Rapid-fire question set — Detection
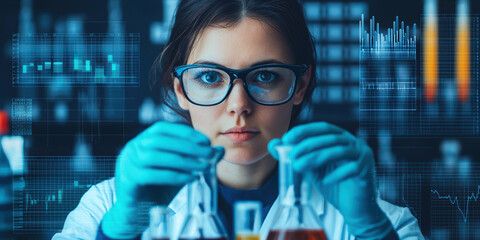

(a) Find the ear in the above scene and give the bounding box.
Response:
[292,65,312,105]
[173,78,190,111]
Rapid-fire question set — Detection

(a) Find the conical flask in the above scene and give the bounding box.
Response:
[178,155,228,240]
[266,146,328,240]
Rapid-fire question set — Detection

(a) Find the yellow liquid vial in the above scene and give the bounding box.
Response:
[236,234,260,240]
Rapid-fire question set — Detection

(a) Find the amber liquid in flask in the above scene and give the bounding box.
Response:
[266,146,328,240]
[236,235,260,240]
[266,230,327,240]
[178,154,228,240]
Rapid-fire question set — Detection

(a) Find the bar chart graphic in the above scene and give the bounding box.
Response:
[360,14,480,136]
[359,15,418,135]
[12,33,140,86]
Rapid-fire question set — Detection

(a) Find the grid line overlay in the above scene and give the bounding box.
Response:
[13,156,115,234]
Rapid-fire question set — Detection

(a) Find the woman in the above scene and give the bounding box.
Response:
[53,0,424,239]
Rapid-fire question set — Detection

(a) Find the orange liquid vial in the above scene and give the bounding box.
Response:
[266,229,327,240]
[178,238,228,240]
[236,234,261,240]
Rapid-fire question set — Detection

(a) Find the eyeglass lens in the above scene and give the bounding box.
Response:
[181,66,296,105]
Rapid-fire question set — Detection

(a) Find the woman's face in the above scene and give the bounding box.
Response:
[174,17,311,165]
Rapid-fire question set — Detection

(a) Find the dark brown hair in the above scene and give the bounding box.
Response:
[149,0,316,127]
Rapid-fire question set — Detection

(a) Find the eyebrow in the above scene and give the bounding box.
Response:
[192,59,286,67]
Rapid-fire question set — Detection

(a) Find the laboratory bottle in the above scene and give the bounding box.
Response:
[266,145,327,240]
[149,205,171,240]
[178,155,228,240]
[234,201,261,240]
[0,111,13,239]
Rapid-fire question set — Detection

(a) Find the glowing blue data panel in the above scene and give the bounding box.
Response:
[376,160,480,239]
[430,176,480,238]
[8,85,139,137]
[420,15,480,136]
[431,184,479,223]
[359,15,417,112]
[12,33,140,86]
[359,16,418,136]
[359,15,480,136]
[13,156,116,234]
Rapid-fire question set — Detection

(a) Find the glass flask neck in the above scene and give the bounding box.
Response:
[205,162,218,214]
[277,146,311,206]
[186,159,219,214]
[149,205,170,240]
[180,158,227,239]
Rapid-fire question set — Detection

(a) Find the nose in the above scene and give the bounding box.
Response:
[226,78,253,116]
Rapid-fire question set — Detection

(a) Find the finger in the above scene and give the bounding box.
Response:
[289,133,352,160]
[322,161,362,186]
[212,146,225,164]
[127,166,195,186]
[130,149,209,171]
[293,145,359,171]
[267,138,283,160]
[141,121,211,145]
[282,122,344,145]
[138,135,217,159]
[201,146,225,165]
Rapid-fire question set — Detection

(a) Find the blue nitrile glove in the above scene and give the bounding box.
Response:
[268,122,393,240]
[101,121,225,239]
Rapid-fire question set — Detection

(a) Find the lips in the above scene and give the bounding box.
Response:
[221,126,260,143]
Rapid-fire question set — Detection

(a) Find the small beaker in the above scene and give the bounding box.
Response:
[234,201,261,240]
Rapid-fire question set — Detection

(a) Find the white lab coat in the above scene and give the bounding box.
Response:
[52,178,424,240]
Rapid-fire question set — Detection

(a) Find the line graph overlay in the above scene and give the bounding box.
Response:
[431,177,480,224]
[431,185,479,223]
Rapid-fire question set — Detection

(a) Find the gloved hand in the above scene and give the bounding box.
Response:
[102,121,224,238]
[268,122,393,240]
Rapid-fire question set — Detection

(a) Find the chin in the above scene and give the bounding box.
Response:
[222,148,268,166]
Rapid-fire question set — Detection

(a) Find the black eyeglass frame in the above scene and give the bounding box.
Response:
[173,63,308,106]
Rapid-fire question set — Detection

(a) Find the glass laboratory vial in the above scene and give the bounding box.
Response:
[178,156,228,240]
[266,146,327,240]
[149,205,171,240]
[0,111,13,240]
[234,201,261,240]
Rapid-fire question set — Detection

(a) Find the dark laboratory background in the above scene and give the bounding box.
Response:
[0,0,480,239]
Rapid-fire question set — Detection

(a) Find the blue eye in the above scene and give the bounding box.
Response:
[194,71,221,84]
[254,71,277,83]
